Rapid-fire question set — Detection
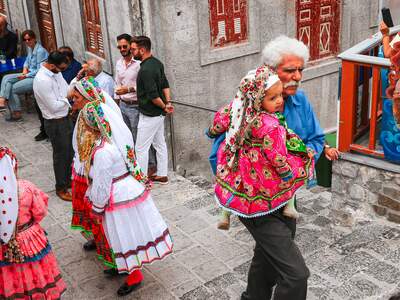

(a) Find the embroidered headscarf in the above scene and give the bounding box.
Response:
[78,101,146,183]
[225,65,280,166]
[75,76,106,103]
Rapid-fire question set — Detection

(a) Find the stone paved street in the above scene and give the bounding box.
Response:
[1,110,400,300]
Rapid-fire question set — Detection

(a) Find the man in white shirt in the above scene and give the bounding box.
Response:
[33,51,73,201]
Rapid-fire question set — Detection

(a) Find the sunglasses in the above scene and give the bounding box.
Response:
[117,45,129,50]
[23,38,32,42]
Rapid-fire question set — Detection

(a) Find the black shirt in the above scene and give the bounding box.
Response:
[137,56,170,117]
[0,30,17,59]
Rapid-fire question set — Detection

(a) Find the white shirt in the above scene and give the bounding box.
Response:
[95,71,115,98]
[33,65,70,120]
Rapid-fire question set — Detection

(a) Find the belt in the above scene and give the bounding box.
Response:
[88,171,130,184]
[120,99,138,105]
[45,116,69,122]
[17,220,33,232]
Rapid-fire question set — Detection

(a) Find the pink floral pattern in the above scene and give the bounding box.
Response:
[210,107,314,218]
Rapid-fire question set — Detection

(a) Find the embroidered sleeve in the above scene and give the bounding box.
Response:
[208,103,232,137]
[30,182,49,223]
[89,147,114,214]
[262,126,293,181]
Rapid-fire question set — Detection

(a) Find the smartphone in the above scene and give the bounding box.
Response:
[382,7,394,28]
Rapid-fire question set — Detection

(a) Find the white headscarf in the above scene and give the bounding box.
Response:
[72,77,123,175]
[79,101,146,183]
[0,147,18,244]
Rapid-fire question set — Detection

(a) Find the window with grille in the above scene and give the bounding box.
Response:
[82,0,104,58]
[0,1,6,15]
[209,0,248,48]
[296,0,340,61]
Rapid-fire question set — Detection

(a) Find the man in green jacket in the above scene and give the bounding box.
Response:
[131,36,173,184]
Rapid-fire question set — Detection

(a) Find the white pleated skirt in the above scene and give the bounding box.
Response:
[103,194,173,274]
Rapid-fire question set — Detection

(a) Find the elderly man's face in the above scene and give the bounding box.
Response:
[276,55,304,97]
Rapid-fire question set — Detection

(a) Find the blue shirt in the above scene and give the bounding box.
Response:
[61,59,82,84]
[23,43,48,78]
[283,89,325,161]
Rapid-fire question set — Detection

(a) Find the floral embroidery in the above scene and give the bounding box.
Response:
[217,164,228,179]
[233,175,241,189]
[249,150,259,162]
[249,168,258,180]
[125,145,146,183]
[263,136,274,150]
[262,166,272,179]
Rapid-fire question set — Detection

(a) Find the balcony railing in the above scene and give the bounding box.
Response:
[337,25,400,159]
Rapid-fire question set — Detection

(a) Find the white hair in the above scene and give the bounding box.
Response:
[87,58,103,76]
[262,35,310,68]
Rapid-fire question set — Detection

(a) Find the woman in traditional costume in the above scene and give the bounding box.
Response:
[70,77,122,266]
[0,147,66,299]
[71,83,173,296]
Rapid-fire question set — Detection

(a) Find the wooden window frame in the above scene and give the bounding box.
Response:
[82,0,104,58]
[296,0,341,61]
[0,0,6,16]
[209,0,248,48]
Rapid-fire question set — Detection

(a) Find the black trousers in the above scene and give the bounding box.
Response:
[240,209,309,300]
[34,99,45,133]
[44,117,73,191]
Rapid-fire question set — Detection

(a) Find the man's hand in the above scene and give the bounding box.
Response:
[380,21,390,36]
[324,146,340,161]
[115,86,130,95]
[17,75,26,80]
[164,103,174,114]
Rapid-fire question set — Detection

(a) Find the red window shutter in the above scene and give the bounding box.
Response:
[0,1,6,15]
[296,0,340,61]
[209,0,248,48]
[83,0,104,58]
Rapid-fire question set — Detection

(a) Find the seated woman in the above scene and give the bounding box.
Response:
[0,147,66,299]
[0,29,48,121]
[71,83,173,296]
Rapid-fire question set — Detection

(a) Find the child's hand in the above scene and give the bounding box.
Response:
[306,148,315,159]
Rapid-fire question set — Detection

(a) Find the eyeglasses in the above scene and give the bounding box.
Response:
[117,45,129,50]
[281,67,304,74]
[23,38,32,42]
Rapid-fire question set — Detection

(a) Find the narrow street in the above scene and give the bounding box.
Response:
[1,110,399,300]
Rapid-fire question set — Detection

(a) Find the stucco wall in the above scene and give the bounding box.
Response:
[144,0,378,177]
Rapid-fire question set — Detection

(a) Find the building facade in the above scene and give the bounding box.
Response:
[2,0,387,177]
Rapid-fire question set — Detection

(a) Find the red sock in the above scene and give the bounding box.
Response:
[126,269,143,285]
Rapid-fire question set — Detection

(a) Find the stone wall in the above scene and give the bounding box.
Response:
[331,157,400,226]
[144,0,379,178]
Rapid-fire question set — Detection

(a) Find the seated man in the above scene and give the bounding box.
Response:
[0,29,48,121]
[59,46,82,84]
[0,15,17,59]
[0,15,17,111]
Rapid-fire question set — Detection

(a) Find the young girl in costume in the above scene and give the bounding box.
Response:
[207,65,314,229]
[0,147,66,299]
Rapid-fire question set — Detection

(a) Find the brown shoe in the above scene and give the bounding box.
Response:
[150,175,169,185]
[56,190,72,201]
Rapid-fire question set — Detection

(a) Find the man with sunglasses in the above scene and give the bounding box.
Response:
[239,35,326,300]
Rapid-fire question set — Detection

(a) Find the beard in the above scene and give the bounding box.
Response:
[133,54,143,61]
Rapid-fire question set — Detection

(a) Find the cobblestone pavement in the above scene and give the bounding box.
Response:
[1,110,400,300]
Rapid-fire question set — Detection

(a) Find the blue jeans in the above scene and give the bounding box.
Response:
[0,73,34,112]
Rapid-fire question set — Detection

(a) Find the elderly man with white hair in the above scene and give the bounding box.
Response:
[70,58,115,97]
[239,35,326,300]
